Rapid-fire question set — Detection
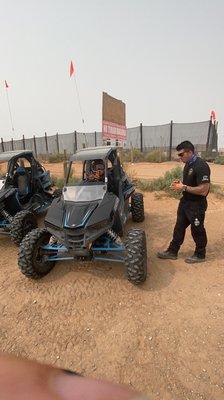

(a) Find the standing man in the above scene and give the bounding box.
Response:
[157,141,210,263]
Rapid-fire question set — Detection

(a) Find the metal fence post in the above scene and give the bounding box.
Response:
[63,149,68,181]
[22,135,26,150]
[214,121,218,154]
[56,132,60,154]
[11,138,14,151]
[169,120,173,161]
[33,135,37,157]
[74,131,77,152]
[206,118,212,155]
[131,143,133,163]
[94,131,97,147]
[1,138,4,152]
[45,132,49,154]
[140,123,143,152]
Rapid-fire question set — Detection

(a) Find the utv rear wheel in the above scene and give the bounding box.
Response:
[124,228,147,285]
[131,192,144,222]
[18,228,55,279]
[9,210,37,245]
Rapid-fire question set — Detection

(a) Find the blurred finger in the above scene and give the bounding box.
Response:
[0,353,149,400]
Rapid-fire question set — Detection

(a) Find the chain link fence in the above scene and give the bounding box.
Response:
[0,120,218,160]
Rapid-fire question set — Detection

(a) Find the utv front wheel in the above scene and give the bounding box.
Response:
[131,192,144,222]
[124,229,147,285]
[18,228,55,279]
[9,210,37,245]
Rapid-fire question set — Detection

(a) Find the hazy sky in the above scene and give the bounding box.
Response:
[0,0,223,143]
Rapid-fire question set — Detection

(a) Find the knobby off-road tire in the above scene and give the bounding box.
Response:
[131,192,145,222]
[9,210,37,245]
[18,228,55,279]
[124,228,147,285]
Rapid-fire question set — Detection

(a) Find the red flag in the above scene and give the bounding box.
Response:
[70,61,75,77]
[211,110,216,121]
[5,80,9,88]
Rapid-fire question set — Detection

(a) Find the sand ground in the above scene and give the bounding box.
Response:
[0,161,224,399]
[41,160,224,187]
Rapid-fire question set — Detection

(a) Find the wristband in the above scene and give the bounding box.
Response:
[182,185,187,192]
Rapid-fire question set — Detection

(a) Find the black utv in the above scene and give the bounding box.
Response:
[0,150,60,244]
[18,147,147,284]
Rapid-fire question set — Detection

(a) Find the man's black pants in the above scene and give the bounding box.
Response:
[168,198,208,258]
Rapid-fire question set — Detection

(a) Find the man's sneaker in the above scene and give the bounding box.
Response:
[185,255,205,264]
[157,250,177,260]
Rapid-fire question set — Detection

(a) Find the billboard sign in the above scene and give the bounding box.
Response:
[102,92,127,141]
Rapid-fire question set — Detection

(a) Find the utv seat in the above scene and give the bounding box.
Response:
[107,168,118,195]
[14,167,31,198]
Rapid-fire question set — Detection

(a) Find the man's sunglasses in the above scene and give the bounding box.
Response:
[177,151,185,157]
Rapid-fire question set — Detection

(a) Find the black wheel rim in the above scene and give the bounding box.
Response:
[33,234,52,272]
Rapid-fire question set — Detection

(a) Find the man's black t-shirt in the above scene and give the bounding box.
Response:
[182,157,210,202]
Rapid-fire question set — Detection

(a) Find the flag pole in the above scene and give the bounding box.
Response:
[70,61,87,146]
[5,80,15,134]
